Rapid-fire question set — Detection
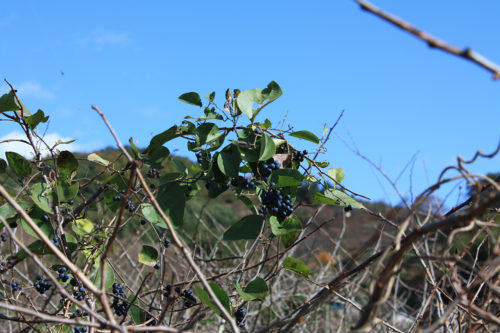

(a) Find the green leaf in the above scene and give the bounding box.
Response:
[138,245,158,266]
[0,201,31,220]
[236,81,282,121]
[259,134,276,161]
[327,168,345,183]
[195,283,231,316]
[283,257,312,278]
[0,158,6,173]
[5,151,31,177]
[280,231,297,248]
[205,91,216,103]
[146,146,170,169]
[269,215,302,237]
[31,182,53,213]
[128,137,140,157]
[0,91,20,112]
[238,195,258,215]
[179,92,202,107]
[269,168,304,186]
[223,215,264,241]
[87,153,109,166]
[20,206,55,239]
[128,295,145,324]
[289,131,320,144]
[140,203,167,229]
[234,277,269,301]
[196,123,223,145]
[94,262,115,291]
[56,180,79,202]
[74,218,94,235]
[144,125,182,155]
[313,189,365,210]
[57,151,78,174]
[217,145,241,178]
[25,109,49,130]
[157,183,185,227]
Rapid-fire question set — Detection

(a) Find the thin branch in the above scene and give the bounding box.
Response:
[355,0,500,79]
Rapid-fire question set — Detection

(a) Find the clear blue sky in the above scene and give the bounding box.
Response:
[1,1,499,207]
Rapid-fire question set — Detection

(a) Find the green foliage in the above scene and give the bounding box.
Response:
[234,277,269,301]
[283,257,312,278]
[0,82,368,331]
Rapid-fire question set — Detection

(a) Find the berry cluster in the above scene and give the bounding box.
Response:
[111,283,129,316]
[176,287,196,308]
[51,237,60,248]
[164,237,170,248]
[0,233,7,242]
[70,308,83,318]
[234,307,247,327]
[260,160,281,181]
[125,200,136,213]
[11,281,21,292]
[112,195,122,201]
[259,186,293,219]
[242,178,255,189]
[147,168,161,178]
[58,267,70,282]
[73,285,86,301]
[74,326,87,333]
[145,313,158,326]
[61,208,71,215]
[293,149,307,162]
[34,275,52,294]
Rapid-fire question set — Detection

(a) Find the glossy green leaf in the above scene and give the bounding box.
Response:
[129,294,145,324]
[238,195,258,215]
[146,146,170,169]
[0,91,20,112]
[283,257,312,278]
[140,203,167,229]
[217,145,241,178]
[157,183,185,227]
[74,218,94,235]
[269,168,304,186]
[313,189,365,210]
[269,215,302,237]
[31,182,53,213]
[87,153,109,166]
[289,131,320,144]
[327,167,345,183]
[259,134,276,161]
[223,215,264,241]
[138,245,158,266]
[0,158,6,173]
[205,91,216,103]
[195,282,231,316]
[236,81,282,121]
[5,151,31,177]
[56,180,79,202]
[144,125,181,155]
[104,190,121,212]
[25,109,49,130]
[196,123,223,144]
[0,201,31,220]
[234,277,269,301]
[20,206,55,239]
[57,151,78,174]
[179,92,202,107]
[94,262,115,291]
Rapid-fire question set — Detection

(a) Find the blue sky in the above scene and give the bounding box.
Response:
[1,1,499,207]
